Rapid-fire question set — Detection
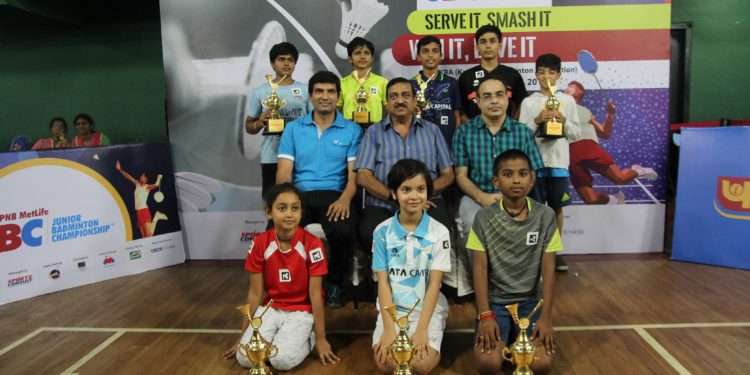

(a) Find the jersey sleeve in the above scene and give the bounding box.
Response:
[306,234,328,276]
[348,124,363,162]
[430,226,452,272]
[379,76,388,106]
[450,79,463,111]
[247,87,263,119]
[244,235,266,272]
[466,214,487,252]
[518,97,538,134]
[542,212,563,253]
[371,226,388,272]
[277,122,295,161]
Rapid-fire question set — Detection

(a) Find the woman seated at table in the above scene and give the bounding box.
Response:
[32,117,69,150]
[71,113,111,147]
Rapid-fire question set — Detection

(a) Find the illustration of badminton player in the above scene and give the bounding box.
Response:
[115,161,168,237]
[565,81,657,204]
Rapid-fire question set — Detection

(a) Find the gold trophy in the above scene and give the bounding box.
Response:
[538,80,564,138]
[261,75,288,135]
[237,300,278,375]
[352,68,372,125]
[502,300,545,375]
[384,298,421,375]
[415,73,436,119]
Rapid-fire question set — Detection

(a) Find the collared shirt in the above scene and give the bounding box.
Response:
[338,72,388,124]
[466,198,562,304]
[246,81,312,163]
[356,115,454,209]
[278,111,362,192]
[372,211,451,312]
[409,71,462,146]
[452,115,543,193]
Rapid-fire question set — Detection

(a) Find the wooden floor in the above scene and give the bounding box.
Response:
[1,254,749,374]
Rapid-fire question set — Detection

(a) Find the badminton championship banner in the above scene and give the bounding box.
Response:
[0,143,185,305]
[160,0,670,258]
[672,127,750,270]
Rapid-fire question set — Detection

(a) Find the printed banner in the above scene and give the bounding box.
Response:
[160,0,669,258]
[0,143,186,305]
[672,127,750,270]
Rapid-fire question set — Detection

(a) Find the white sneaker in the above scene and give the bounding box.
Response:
[608,191,625,204]
[631,164,658,181]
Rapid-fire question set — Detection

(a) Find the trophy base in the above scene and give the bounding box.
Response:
[539,121,564,139]
[263,118,285,135]
[249,364,273,375]
[393,363,414,375]
[353,111,370,125]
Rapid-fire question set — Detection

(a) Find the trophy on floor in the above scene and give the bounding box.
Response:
[538,80,564,138]
[502,299,544,375]
[385,298,421,375]
[237,300,277,375]
[352,68,372,125]
[415,73,436,119]
[261,75,287,135]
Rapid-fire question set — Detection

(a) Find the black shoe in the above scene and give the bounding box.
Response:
[555,255,569,272]
[326,284,344,308]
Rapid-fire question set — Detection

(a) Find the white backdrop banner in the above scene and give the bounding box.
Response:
[0,144,185,305]
[160,0,670,258]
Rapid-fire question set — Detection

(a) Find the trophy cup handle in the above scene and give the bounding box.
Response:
[268,343,278,359]
[502,347,513,361]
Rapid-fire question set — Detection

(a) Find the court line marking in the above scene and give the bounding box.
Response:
[0,327,45,356]
[60,330,125,375]
[635,327,691,375]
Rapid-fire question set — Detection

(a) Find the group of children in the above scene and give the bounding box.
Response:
[225,23,644,374]
[225,152,556,374]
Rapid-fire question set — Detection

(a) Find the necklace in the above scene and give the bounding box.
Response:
[503,202,527,220]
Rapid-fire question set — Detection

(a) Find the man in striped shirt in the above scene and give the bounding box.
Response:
[356,77,455,252]
[452,77,543,294]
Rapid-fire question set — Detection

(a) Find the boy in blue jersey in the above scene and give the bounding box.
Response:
[409,35,463,148]
[371,159,451,375]
[245,42,312,198]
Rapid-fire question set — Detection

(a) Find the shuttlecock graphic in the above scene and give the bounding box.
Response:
[335,0,389,59]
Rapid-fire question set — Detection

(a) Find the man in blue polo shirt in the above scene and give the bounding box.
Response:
[356,77,455,253]
[277,70,363,308]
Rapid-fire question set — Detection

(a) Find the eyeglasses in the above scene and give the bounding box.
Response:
[388,92,413,101]
[479,92,506,101]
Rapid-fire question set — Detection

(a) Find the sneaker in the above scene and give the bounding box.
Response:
[631,164,658,181]
[608,191,625,205]
[555,255,569,272]
[326,284,344,309]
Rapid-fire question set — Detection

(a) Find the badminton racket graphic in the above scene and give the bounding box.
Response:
[577,50,604,89]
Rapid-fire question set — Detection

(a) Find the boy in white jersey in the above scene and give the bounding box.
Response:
[371,159,451,374]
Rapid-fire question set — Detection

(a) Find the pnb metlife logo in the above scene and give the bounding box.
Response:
[714,176,750,221]
[0,208,48,253]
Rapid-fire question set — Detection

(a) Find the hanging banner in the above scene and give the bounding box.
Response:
[0,143,185,305]
[672,127,750,270]
[160,0,670,258]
